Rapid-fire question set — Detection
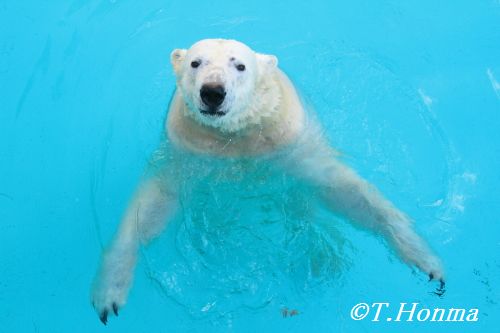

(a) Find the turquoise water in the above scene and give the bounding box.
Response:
[1,1,499,332]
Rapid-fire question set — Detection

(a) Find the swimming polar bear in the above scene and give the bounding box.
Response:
[91,39,445,324]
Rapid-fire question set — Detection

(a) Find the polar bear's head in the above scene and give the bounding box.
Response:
[170,39,279,132]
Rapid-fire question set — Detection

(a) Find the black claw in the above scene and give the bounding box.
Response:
[99,309,108,325]
[112,303,119,316]
[430,278,446,297]
[428,274,446,297]
[439,278,446,290]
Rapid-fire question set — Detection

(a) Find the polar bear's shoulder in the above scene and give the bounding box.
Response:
[272,69,306,140]
[166,69,306,157]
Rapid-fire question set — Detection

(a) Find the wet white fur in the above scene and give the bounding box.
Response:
[171,39,280,133]
[91,39,444,321]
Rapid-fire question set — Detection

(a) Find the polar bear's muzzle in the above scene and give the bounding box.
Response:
[200,83,226,116]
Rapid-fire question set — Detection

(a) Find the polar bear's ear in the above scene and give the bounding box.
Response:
[256,53,278,75]
[170,49,187,75]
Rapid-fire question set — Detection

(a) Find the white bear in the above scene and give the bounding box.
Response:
[91,39,445,324]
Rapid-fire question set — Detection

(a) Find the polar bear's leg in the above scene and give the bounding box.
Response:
[91,177,177,324]
[282,134,444,282]
[319,161,445,281]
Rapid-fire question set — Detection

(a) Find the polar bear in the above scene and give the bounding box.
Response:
[91,39,445,324]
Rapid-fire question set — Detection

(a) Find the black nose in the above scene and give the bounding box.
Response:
[200,84,226,109]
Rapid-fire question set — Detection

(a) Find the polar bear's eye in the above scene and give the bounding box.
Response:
[191,61,201,68]
[236,64,246,72]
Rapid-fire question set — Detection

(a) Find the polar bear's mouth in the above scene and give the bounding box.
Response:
[200,109,226,117]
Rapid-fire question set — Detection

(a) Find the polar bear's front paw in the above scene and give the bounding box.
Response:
[92,299,119,325]
[428,272,446,296]
[91,250,136,325]
[411,254,446,295]
[91,273,128,325]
